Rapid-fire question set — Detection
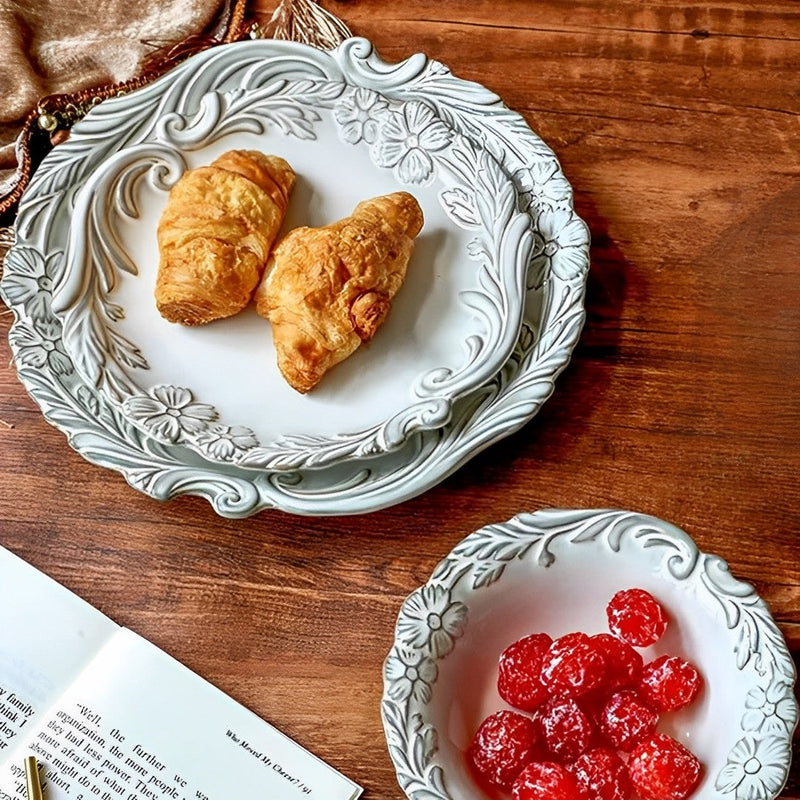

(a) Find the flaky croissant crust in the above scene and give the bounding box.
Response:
[155,149,295,326]
[256,191,424,393]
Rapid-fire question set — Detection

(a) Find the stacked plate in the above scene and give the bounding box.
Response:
[0,38,590,517]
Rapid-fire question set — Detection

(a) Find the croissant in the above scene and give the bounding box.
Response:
[155,149,296,325]
[255,192,424,393]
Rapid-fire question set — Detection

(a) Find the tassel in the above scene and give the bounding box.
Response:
[264,0,352,50]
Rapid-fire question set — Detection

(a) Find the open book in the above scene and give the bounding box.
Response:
[0,546,362,800]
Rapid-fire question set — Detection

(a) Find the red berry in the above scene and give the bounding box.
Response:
[599,689,659,752]
[591,633,644,689]
[498,633,553,711]
[535,696,596,762]
[512,761,584,800]
[540,632,608,698]
[639,655,703,712]
[570,747,632,800]
[628,734,702,800]
[469,710,539,789]
[606,588,668,647]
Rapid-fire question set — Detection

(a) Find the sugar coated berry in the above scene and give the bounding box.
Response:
[512,761,584,800]
[570,747,632,800]
[498,633,553,711]
[591,633,644,690]
[606,588,668,647]
[639,654,703,712]
[540,632,608,698]
[469,710,539,790]
[600,689,659,752]
[535,695,596,762]
[628,733,702,800]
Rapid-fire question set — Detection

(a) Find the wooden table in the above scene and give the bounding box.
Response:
[1,1,797,797]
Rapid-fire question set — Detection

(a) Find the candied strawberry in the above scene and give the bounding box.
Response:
[599,689,659,751]
[498,633,553,711]
[512,761,585,800]
[469,710,539,790]
[628,733,702,800]
[535,696,596,762]
[639,655,703,712]
[570,746,632,800]
[591,633,644,689]
[540,632,608,698]
[606,588,668,647]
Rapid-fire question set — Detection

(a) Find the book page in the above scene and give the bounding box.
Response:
[0,547,118,757]
[0,629,361,800]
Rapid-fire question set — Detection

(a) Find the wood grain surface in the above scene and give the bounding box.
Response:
[1,1,798,797]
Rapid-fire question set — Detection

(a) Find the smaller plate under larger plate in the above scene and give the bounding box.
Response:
[46,53,534,472]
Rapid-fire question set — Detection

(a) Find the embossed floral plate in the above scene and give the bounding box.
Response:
[1,38,589,516]
[382,509,798,800]
[35,37,536,472]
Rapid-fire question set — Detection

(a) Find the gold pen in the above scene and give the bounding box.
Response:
[24,756,43,800]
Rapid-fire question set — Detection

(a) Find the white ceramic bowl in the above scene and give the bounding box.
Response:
[381,509,798,800]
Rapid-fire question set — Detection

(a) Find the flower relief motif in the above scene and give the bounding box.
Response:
[384,646,438,706]
[530,205,590,282]
[396,583,468,659]
[9,319,72,375]
[371,100,454,185]
[513,157,573,213]
[741,680,797,735]
[715,735,792,799]
[122,385,217,444]
[333,87,389,145]
[195,424,258,461]
[2,246,62,321]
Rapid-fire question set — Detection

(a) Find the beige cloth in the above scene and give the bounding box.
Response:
[0,0,230,184]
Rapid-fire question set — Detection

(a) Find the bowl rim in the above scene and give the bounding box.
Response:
[381,508,798,800]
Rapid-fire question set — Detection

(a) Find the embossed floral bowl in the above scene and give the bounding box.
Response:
[381,509,797,800]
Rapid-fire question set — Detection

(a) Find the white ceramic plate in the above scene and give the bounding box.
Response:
[1,38,589,516]
[39,40,534,471]
[382,509,798,800]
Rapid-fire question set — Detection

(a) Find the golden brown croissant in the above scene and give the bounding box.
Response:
[255,191,424,393]
[155,149,296,325]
